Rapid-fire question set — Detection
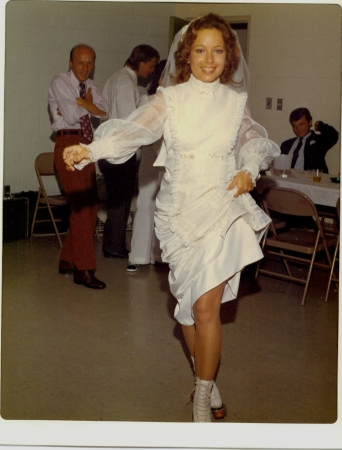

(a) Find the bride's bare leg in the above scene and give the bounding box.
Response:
[192,281,226,381]
[189,281,226,421]
[181,324,196,358]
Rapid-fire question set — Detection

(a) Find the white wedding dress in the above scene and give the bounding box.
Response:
[81,74,280,325]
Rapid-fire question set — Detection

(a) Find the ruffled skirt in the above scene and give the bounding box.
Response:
[155,191,269,326]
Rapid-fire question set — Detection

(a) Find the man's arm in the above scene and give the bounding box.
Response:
[83,81,109,118]
[49,75,109,125]
[76,87,107,117]
[314,120,339,155]
[49,75,83,126]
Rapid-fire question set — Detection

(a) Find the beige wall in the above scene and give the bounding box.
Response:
[175,2,341,174]
[4,1,175,193]
[3,1,341,194]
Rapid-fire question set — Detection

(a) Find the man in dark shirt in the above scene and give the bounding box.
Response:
[99,44,159,259]
[280,107,338,173]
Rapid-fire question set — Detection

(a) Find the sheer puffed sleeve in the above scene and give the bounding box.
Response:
[78,92,167,167]
[234,105,280,183]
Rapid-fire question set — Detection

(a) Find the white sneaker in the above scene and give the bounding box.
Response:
[126,263,138,273]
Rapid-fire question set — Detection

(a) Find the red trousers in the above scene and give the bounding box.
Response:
[54,133,98,270]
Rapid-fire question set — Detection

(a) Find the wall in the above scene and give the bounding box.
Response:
[175,2,341,174]
[3,0,174,194]
[3,1,341,195]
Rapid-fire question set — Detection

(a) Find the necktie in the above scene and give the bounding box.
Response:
[291,138,303,168]
[79,83,93,142]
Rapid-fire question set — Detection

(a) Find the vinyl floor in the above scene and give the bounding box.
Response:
[1,233,339,428]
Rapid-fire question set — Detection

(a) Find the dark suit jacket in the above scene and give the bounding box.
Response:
[280,121,338,174]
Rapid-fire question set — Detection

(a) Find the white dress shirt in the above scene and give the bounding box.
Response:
[48,70,109,131]
[288,132,311,170]
[101,67,141,120]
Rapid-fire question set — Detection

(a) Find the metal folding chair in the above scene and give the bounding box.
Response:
[31,152,101,247]
[324,198,339,302]
[31,152,69,247]
[255,186,337,306]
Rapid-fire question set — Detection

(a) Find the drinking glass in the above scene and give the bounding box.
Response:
[313,169,322,182]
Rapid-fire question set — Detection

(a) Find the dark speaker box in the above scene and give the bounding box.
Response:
[3,197,29,242]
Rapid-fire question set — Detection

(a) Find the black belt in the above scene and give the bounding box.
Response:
[57,129,82,137]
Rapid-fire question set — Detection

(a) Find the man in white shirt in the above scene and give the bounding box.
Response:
[49,43,109,289]
[99,44,159,258]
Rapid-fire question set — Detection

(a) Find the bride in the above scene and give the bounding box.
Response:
[63,13,280,422]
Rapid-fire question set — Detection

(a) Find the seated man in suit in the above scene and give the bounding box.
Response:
[280,107,338,173]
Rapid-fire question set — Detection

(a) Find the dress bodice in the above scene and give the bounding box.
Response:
[159,76,250,245]
[164,75,245,155]
[162,75,247,197]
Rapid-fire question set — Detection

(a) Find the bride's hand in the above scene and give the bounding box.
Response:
[63,145,90,171]
[227,171,254,197]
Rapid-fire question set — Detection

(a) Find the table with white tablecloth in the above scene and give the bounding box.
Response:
[256,169,340,207]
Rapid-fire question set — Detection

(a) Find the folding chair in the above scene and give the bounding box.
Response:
[316,204,339,235]
[31,152,69,247]
[31,152,101,247]
[255,186,337,306]
[324,198,339,302]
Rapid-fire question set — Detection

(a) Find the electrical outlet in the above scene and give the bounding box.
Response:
[277,99,283,111]
[266,98,272,109]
